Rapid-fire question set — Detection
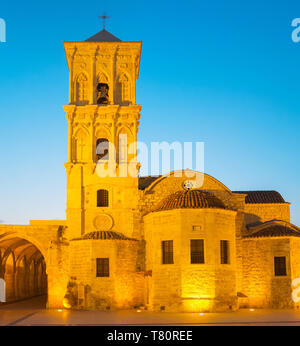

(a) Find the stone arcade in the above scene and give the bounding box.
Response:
[0,28,300,312]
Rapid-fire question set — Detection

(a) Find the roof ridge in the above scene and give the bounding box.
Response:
[244,225,300,238]
[85,29,122,42]
[233,190,286,204]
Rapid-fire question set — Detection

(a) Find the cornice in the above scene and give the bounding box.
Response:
[64,104,142,117]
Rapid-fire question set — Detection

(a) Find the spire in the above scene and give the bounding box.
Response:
[85,29,121,42]
[85,13,121,42]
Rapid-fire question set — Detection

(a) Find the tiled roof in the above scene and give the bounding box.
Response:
[154,189,226,212]
[138,176,161,190]
[244,224,300,238]
[244,220,300,238]
[72,231,137,241]
[139,176,287,205]
[232,190,286,204]
[85,29,121,42]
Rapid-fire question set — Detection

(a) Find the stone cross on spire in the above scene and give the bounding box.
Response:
[99,12,110,31]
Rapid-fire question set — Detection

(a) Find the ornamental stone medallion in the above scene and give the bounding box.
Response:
[93,213,114,231]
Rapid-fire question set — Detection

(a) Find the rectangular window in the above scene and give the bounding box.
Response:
[191,239,205,264]
[220,240,230,264]
[274,256,287,276]
[162,240,173,264]
[96,258,109,277]
[97,189,109,207]
[192,225,201,232]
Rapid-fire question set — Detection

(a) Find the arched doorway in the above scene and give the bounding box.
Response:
[0,236,47,307]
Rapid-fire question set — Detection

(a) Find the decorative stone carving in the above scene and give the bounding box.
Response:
[93,214,114,231]
[75,72,89,105]
[117,74,131,105]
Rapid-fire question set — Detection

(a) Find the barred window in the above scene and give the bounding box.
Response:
[191,239,204,264]
[220,240,230,264]
[96,258,109,277]
[97,189,109,207]
[162,240,173,264]
[274,256,287,276]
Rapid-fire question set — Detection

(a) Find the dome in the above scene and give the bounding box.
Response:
[72,231,137,241]
[153,189,226,212]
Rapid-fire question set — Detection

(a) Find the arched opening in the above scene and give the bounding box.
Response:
[97,83,109,104]
[96,73,109,104]
[0,236,47,308]
[96,138,109,161]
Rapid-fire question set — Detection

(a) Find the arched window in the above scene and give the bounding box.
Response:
[97,189,109,207]
[96,138,109,161]
[74,129,89,162]
[96,73,109,104]
[117,74,131,105]
[76,73,88,105]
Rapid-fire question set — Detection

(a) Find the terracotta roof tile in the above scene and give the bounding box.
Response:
[139,176,287,205]
[138,176,161,190]
[233,190,286,204]
[244,224,300,238]
[72,231,137,241]
[154,189,226,212]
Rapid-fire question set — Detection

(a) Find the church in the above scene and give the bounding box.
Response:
[0,27,300,312]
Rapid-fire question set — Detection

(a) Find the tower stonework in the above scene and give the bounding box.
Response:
[0,28,299,313]
[63,32,142,240]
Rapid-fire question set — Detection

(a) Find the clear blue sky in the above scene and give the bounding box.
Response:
[0,0,299,225]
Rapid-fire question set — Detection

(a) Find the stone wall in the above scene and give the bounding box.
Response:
[241,237,293,308]
[289,238,300,308]
[67,238,144,310]
[144,208,237,312]
[47,240,70,309]
[243,203,290,224]
[0,224,62,307]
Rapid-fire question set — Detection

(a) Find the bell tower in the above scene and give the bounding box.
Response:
[63,28,142,239]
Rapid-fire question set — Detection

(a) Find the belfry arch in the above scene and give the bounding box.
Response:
[0,236,47,304]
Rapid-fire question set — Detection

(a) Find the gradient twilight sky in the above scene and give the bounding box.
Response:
[0,0,299,225]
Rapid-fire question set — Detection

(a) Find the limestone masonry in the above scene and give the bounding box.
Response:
[0,29,299,312]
